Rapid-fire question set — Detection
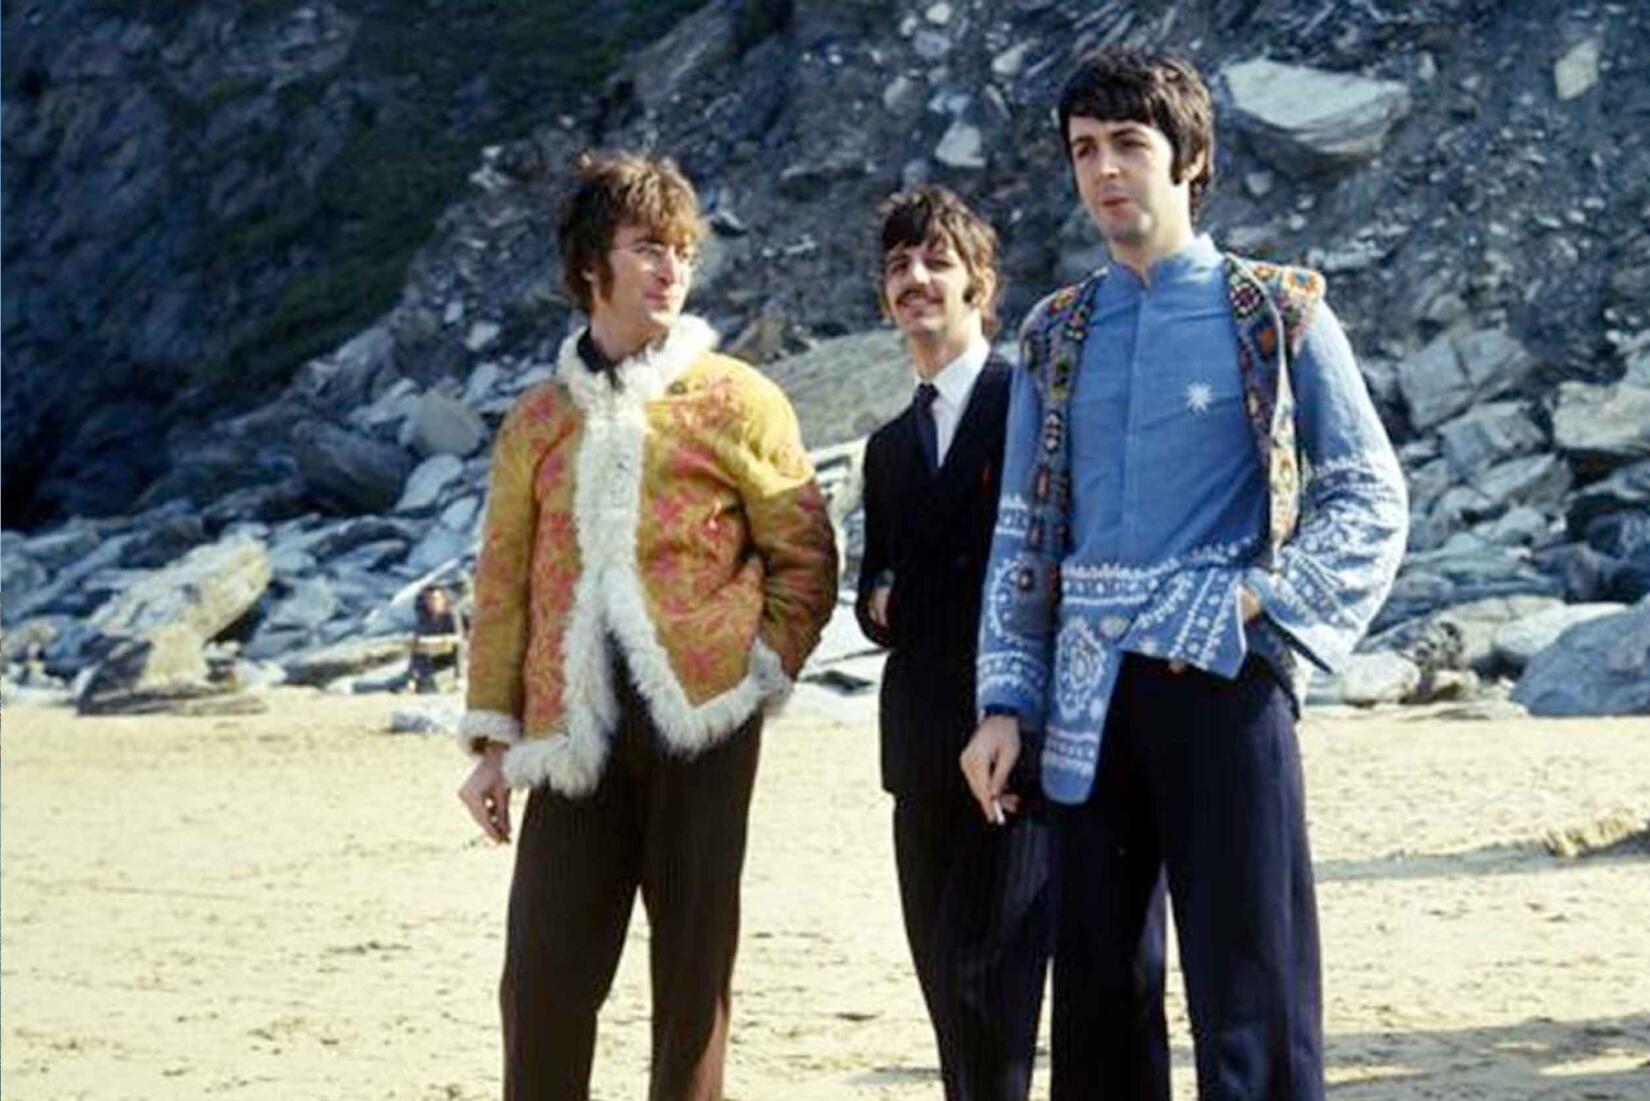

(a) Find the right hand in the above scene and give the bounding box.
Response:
[869,584,892,629]
[459,744,512,844]
[960,714,1022,824]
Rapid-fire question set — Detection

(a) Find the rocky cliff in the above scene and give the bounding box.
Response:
[5,0,1649,715]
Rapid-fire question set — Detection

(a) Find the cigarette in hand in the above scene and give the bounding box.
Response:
[989,797,1006,826]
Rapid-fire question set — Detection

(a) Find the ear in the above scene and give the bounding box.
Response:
[966,268,998,309]
[1178,147,1209,188]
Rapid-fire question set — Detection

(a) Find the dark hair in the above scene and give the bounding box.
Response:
[1057,46,1215,217]
[875,184,1003,337]
[557,151,704,312]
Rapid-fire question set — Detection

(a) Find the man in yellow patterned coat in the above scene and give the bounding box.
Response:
[456,151,837,1101]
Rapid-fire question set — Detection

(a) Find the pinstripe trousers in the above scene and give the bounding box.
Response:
[500,659,762,1101]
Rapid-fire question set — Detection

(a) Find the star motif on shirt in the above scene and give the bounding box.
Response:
[1185,382,1213,414]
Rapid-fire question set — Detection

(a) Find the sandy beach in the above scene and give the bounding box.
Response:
[3,685,1648,1100]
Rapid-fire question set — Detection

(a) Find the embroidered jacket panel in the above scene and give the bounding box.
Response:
[976,247,1408,802]
[461,318,839,794]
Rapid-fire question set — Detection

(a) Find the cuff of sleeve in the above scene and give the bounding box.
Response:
[750,634,795,714]
[457,709,521,758]
[1243,565,1343,675]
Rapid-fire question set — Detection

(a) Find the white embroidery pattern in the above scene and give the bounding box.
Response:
[1186,382,1213,414]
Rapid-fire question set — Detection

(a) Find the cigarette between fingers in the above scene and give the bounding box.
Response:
[989,798,1005,826]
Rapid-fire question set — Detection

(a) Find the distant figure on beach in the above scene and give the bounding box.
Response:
[962,47,1409,1100]
[408,583,462,694]
[855,185,1051,1101]
[455,151,837,1101]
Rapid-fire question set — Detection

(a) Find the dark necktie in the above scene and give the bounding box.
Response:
[914,381,940,472]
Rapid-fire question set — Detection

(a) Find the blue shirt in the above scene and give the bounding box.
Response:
[977,236,1409,802]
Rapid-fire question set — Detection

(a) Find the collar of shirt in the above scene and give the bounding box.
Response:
[1104,233,1222,297]
[577,329,621,386]
[918,336,991,413]
[915,336,990,466]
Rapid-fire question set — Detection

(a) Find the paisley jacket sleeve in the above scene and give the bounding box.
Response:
[728,374,839,681]
[459,398,541,752]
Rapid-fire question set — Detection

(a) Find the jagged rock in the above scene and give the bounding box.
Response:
[294,420,416,513]
[1566,460,1650,538]
[1552,382,1650,467]
[395,454,467,515]
[934,121,985,170]
[760,330,909,450]
[1492,602,1627,672]
[1369,593,1564,672]
[1222,59,1411,177]
[89,535,271,642]
[1554,38,1600,101]
[1436,401,1546,477]
[283,635,415,687]
[260,577,342,634]
[1511,597,1650,716]
[75,623,210,714]
[389,704,462,734]
[991,43,1029,78]
[1472,453,1573,516]
[407,391,487,458]
[1334,651,1421,706]
[1397,329,1538,431]
[1472,506,1550,548]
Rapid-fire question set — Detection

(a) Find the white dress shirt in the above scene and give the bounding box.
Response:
[919,337,990,466]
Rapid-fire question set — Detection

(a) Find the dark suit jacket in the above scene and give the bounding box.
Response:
[857,357,1032,797]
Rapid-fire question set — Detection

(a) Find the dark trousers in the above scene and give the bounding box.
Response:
[1052,656,1323,1101]
[894,789,1053,1101]
[500,670,762,1101]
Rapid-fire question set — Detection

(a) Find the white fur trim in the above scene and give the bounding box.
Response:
[507,316,789,796]
[559,315,717,412]
[456,709,520,757]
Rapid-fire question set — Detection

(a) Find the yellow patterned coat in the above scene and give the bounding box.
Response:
[458,316,838,794]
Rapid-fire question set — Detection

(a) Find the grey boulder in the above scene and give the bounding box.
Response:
[1222,59,1410,177]
[1511,597,1650,716]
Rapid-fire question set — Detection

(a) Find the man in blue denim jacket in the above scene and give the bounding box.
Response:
[960,46,1408,1101]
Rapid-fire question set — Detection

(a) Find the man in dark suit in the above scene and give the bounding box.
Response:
[855,185,1052,1101]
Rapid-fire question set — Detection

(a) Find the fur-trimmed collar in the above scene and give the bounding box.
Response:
[558,315,718,411]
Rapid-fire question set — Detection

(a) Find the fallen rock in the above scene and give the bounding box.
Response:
[1472,453,1573,516]
[395,453,467,515]
[1552,382,1650,467]
[407,391,486,458]
[1336,650,1421,706]
[1566,460,1650,538]
[1492,602,1628,671]
[1370,593,1563,672]
[760,330,909,449]
[74,624,211,714]
[283,635,415,687]
[89,535,271,642]
[389,704,462,735]
[1544,812,1648,859]
[294,420,416,513]
[1511,597,1650,716]
[1222,58,1411,177]
[1436,401,1546,477]
[1554,38,1600,102]
[1397,329,1538,431]
[934,121,985,169]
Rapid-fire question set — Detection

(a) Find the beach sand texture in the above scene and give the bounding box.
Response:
[3,687,1648,1100]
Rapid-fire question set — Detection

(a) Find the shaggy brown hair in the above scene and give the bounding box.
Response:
[558,151,704,312]
[1057,46,1216,218]
[876,184,1003,337]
